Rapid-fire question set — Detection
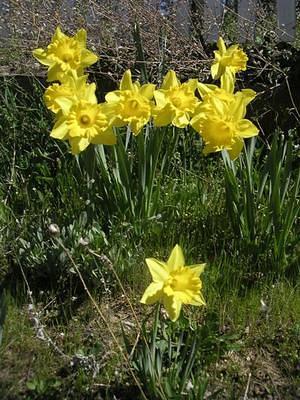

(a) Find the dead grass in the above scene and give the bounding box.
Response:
[1,0,298,79]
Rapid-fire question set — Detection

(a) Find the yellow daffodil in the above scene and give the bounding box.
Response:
[44,75,96,114]
[140,244,205,322]
[50,88,116,154]
[104,70,155,135]
[191,75,258,160]
[33,27,98,82]
[211,37,248,80]
[152,70,199,128]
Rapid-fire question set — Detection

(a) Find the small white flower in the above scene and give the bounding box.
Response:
[260,299,268,312]
[186,380,194,391]
[48,223,60,236]
[79,237,89,246]
[37,328,45,340]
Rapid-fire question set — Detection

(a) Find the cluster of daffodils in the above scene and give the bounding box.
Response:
[191,38,258,158]
[34,29,258,159]
[33,27,115,154]
[33,29,259,321]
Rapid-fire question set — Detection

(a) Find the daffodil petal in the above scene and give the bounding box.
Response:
[190,115,201,133]
[153,91,167,108]
[232,95,246,120]
[163,293,182,322]
[240,89,257,105]
[210,96,226,117]
[140,282,163,304]
[189,292,206,306]
[85,83,97,104]
[220,72,235,94]
[81,49,98,67]
[113,118,126,127]
[175,290,193,304]
[120,70,134,91]
[203,143,220,155]
[189,263,206,276]
[130,119,146,135]
[167,244,185,271]
[133,81,141,91]
[227,139,244,160]
[91,129,117,145]
[197,83,217,98]
[105,91,122,103]
[44,83,72,113]
[173,113,189,128]
[55,97,74,115]
[47,63,63,82]
[140,83,155,99]
[75,28,87,47]
[210,62,220,80]
[161,70,179,90]
[32,49,52,66]
[53,26,65,41]
[145,258,169,283]
[70,137,90,154]
[153,105,173,127]
[185,79,198,92]
[217,37,227,54]
[238,119,259,138]
[50,119,68,139]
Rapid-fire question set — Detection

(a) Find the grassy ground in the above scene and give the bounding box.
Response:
[0,70,299,400]
[1,282,300,399]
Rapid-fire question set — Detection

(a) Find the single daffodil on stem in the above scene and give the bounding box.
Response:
[211,37,248,80]
[33,27,98,82]
[140,245,206,322]
[105,70,155,135]
[153,70,199,128]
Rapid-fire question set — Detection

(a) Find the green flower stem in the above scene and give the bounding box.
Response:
[151,303,161,364]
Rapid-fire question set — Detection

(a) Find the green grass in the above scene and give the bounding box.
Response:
[1,280,299,399]
[0,76,299,399]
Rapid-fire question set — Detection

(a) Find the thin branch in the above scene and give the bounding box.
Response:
[54,238,148,400]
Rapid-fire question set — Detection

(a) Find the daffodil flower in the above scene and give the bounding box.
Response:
[153,70,199,128]
[49,84,116,154]
[191,74,258,160]
[44,74,97,114]
[33,27,98,82]
[211,37,248,80]
[105,70,155,135]
[141,245,206,322]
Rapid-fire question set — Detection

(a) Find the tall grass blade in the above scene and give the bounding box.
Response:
[132,21,148,83]
[0,290,6,345]
[223,134,299,271]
